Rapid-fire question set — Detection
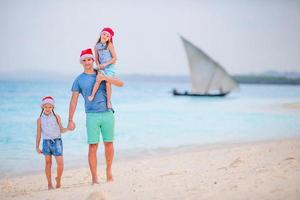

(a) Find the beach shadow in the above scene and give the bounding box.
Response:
[86,191,109,200]
[229,157,244,168]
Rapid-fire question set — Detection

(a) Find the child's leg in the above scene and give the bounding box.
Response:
[55,156,64,188]
[88,74,102,101]
[44,155,54,189]
[106,82,112,108]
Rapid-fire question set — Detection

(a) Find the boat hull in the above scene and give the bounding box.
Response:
[172,89,229,97]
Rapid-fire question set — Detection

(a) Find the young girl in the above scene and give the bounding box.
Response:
[88,27,117,109]
[36,96,69,189]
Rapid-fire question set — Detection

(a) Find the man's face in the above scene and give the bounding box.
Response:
[81,58,94,69]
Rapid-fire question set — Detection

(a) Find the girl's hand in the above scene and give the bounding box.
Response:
[36,148,42,154]
[96,63,101,70]
[99,64,106,69]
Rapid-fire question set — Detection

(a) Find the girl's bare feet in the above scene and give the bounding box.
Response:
[48,183,54,190]
[88,95,94,101]
[55,177,61,189]
[106,169,113,182]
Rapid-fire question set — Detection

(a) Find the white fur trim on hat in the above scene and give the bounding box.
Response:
[41,98,55,108]
[101,30,111,37]
[80,54,95,61]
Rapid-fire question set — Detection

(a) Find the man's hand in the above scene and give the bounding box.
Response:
[68,120,76,131]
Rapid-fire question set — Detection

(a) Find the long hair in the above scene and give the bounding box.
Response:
[39,108,44,117]
[96,35,110,50]
[39,108,59,125]
[96,35,102,45]
[52,110,59,125]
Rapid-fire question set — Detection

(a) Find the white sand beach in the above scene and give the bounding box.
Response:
[1,138,300,200]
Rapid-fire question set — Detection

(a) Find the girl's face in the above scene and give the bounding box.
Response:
[80,58,94,70]
[43,104,54,115]
[100,32,111,43]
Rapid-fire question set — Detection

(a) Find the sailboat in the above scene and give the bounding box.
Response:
[173,36,238,97]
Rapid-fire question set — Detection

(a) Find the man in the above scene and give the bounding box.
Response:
[68,48,124,183]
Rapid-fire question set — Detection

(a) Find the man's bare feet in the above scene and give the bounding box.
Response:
[55,177,61,189]
[48,183,54,190]
[88,95,94,101]
[106,169,113,182]
[107,101,112,109]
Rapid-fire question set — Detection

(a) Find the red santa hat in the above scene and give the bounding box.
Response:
[80,48,94,61]
[41,96,55,108]
[101,27,115,43]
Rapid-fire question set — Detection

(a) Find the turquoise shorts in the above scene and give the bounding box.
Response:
[86,111,115,144]
[100,64,116,77]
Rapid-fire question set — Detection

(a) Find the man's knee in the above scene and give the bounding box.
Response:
[104,142,114,150]
[89,144,98,153]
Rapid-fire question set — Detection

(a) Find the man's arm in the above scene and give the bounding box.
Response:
[96,73,124,87]
[68,92,79,130]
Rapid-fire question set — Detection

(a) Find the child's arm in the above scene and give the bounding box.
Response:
[36,118,42,154]
[99,43,117,69]
[94,46,100,67]
[56,114,69,133]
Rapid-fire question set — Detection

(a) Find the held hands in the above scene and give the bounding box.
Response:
[68,120,76,131]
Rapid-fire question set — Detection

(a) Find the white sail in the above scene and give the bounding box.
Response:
[180,36,238,94]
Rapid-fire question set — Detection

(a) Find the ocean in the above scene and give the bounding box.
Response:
[0,77,299,176]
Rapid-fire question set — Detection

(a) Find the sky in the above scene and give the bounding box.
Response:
[0,0,300,78]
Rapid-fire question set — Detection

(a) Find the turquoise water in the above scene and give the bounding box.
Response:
[0,78,300,176]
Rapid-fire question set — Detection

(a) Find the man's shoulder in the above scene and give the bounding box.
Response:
[74,73,85,81]
[74,73,97,81]
[73,73,90,83]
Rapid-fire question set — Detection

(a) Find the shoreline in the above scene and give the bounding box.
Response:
[1,137,300,200]
[2,135,300,180]
[2,135,300,178]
